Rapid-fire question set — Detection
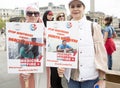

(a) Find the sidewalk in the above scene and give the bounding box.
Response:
[112,37,120,71]
[0,34,6,51]
[0,51,20,88]
[0,34,20,88]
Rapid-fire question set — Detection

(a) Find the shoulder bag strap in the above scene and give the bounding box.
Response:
[91,22,94,36]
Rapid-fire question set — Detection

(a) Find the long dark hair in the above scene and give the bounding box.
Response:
[42,10,53,27]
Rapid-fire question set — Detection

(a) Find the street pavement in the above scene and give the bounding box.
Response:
[0,33,120,88]
[0,34,20,88]
[112,37,120,71]
[0,34,5,51]
[0,51,20,88]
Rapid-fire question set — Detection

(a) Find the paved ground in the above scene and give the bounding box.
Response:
[0,34,5,51]
[0,50,20,88]
[0,33,120,88]
[0,34,20,88]
[112,37,120,71]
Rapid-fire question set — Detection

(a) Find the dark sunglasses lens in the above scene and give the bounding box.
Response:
[59,15,64,17]
[26,12,39,17]
[26,12,32,16]
[34,12,39,17]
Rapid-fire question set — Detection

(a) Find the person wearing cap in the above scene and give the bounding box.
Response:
[43,10,65,88]
[42,10,54,27]
[56,12,66,21]
[57,0,107,88]
[42,10,59,88]
[19,5,51,88]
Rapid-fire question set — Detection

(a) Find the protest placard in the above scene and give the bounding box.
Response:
[6,22,44,73]
[46,21,79,68]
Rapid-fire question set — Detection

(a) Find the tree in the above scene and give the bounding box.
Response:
[0,18,5,30]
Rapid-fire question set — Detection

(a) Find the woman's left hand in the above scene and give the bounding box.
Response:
[21,73,31,80]
[94,80,106,88]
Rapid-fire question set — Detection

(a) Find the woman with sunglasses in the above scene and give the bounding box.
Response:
[19,5,51,88]
[58,0,107,88]
[56,12,66,21]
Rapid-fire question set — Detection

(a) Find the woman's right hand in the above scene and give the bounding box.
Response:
[57,67,65,77]
[21,73,31,80]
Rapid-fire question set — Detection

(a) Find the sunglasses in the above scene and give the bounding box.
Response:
[70,4,82,9]
[59,14,65,17]
[26,11,39,17]
[59,15,64,18]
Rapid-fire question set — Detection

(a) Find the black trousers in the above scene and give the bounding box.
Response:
[50,67,63,88]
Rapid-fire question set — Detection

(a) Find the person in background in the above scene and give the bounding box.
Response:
[42,10,53,45]
[103,16,117,70]
[19,5,51,88]
[58,0,107,88]
[86,16,92,21]
[43,10,63,88]
[56,12,69,88]
[42,10,57,88]
[56,12,66,21]
[42,10,54,27]
[1,27,5,35]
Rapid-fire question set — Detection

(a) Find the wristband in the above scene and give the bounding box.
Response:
[99,77,106,80]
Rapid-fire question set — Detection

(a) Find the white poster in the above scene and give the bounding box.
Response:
[46,21,79,68]
[6,22,44,73]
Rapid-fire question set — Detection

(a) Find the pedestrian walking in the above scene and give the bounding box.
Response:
[103,16,117,70]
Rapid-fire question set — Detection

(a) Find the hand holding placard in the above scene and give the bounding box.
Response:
[57,67,65,78]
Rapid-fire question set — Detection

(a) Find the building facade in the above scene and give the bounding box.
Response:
[0,8,24,21]
[0,2,119,29]
[112,17,119,29]
[86,11,105,24]
[0,2,67,22]
[88,0,119,29]
[39,2,67,20]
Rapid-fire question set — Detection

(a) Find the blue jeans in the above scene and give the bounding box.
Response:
[68,78,98,88]
[108,54,112,70]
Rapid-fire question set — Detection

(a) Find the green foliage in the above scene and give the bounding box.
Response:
[118,33,120,37]
[0,18,5,30]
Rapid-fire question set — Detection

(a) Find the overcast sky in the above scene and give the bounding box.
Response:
[0,0,120,18]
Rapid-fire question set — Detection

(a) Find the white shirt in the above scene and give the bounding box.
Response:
[64,16,99,81]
